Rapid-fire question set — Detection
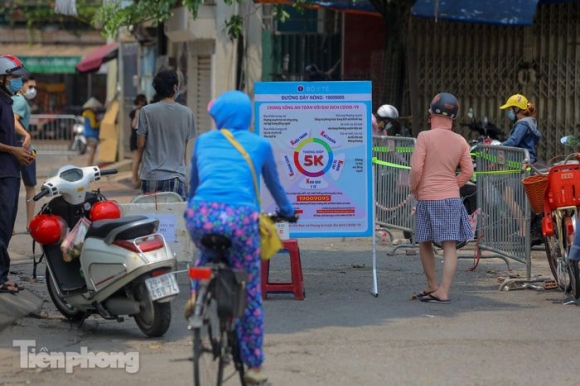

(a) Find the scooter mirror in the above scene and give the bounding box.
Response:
[467,107,474,120]
[561,135,580,147]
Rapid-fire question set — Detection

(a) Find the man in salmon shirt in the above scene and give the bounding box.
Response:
[409,92,474,304]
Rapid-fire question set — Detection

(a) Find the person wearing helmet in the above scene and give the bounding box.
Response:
[82,96,104,167]
[409,92,474,303]
[499,94,542,243]
[499,94,541,164]
[375,104,412,136]
[374,104,399,135]
[0,54,35,293]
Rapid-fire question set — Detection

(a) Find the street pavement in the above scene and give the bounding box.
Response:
[1,152,579,385]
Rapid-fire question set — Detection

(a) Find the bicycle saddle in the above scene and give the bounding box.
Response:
[200,233,232,251]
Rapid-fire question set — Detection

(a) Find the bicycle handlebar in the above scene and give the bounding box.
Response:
[265,212,300,223]
[524,152,580,175]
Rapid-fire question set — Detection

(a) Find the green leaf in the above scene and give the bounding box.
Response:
[224,15,243,40]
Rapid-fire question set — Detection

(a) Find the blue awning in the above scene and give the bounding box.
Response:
[255,0,578,25]
[411,0,578,26]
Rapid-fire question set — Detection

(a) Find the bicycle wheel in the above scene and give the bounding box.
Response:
[229,329,247,386]
[566,212,580,299]
[545,213,572,293]
[193,297,224,386]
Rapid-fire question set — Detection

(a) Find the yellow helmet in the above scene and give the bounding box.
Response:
[500,94,528,110]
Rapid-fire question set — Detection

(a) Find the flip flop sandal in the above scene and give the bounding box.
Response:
[0,284,19,295]
[416,290,435,299]
[5,281,22,290]
[420,294,450,304]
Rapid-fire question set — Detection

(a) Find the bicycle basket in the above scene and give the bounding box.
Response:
[522,174,547,214]
[216,268,249,318]
[545,164,580,210]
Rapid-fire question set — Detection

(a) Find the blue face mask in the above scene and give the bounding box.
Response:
[507,109,517,122]
[6,77,22,95]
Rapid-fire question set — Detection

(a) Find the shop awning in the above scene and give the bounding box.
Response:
[75,42,119,74]
[1,44,99,74]
[256,0,579,25]
[411,0,541,26]
[255,0,378,15]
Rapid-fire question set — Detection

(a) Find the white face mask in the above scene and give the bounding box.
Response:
[24,87,37,100]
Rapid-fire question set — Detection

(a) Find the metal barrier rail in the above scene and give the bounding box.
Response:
[472,144,543,289]
[371,135,416,296]
[372,135,416,234]
[29,114,79,155]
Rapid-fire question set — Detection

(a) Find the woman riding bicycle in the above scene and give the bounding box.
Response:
[184,90,295,384]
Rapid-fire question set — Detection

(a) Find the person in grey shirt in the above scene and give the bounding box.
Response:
[136,70,196,200]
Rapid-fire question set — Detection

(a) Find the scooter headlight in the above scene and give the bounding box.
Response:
[73,124,84,134]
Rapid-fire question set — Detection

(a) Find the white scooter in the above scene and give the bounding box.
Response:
[30,165,179,337]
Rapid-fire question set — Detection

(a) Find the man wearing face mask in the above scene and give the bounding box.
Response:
[136,70,196,200]
[12,75,38,229]
[0,54,34,294]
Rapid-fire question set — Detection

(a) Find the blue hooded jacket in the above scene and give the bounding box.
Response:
[187,91,294,216]
[502,116,541,163]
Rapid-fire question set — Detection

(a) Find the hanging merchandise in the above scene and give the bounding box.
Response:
[54,0,77,16]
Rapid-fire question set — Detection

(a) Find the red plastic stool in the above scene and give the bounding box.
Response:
[261,239,304,300]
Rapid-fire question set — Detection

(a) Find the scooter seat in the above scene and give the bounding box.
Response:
[86,215,156,240]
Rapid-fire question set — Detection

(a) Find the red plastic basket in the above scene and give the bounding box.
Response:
[545,164,580,210]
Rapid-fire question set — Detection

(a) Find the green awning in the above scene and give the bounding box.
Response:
[21,56,81,74]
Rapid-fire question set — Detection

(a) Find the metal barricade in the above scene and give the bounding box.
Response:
[370,135,416,296]
[372,135,416,239]
[472,144,542,289]
[29,114,79,155]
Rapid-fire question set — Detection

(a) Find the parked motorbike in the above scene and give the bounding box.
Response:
[461,118,503,142]
[68,116,87,155]
[29,165,179,337]
[525,135,580,296]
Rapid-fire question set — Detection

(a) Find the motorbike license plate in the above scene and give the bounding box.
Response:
[145,273,180,301]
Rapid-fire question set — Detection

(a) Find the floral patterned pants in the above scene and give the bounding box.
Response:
[184,201,264,368]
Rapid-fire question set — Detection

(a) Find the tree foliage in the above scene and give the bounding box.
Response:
[0,0,100,29]
[94,0,251,40]
[0,0,263,40]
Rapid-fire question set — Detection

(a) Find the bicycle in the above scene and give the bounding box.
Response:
[524,137,580,299]
[187,212,298,386]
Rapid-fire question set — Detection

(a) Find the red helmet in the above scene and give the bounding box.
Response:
[90,201,121,221]
[0,54,29,77]
[29,214,67,245]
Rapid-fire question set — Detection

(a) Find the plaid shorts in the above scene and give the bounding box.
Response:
[414,198,474,243]
[141,178,186,200]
